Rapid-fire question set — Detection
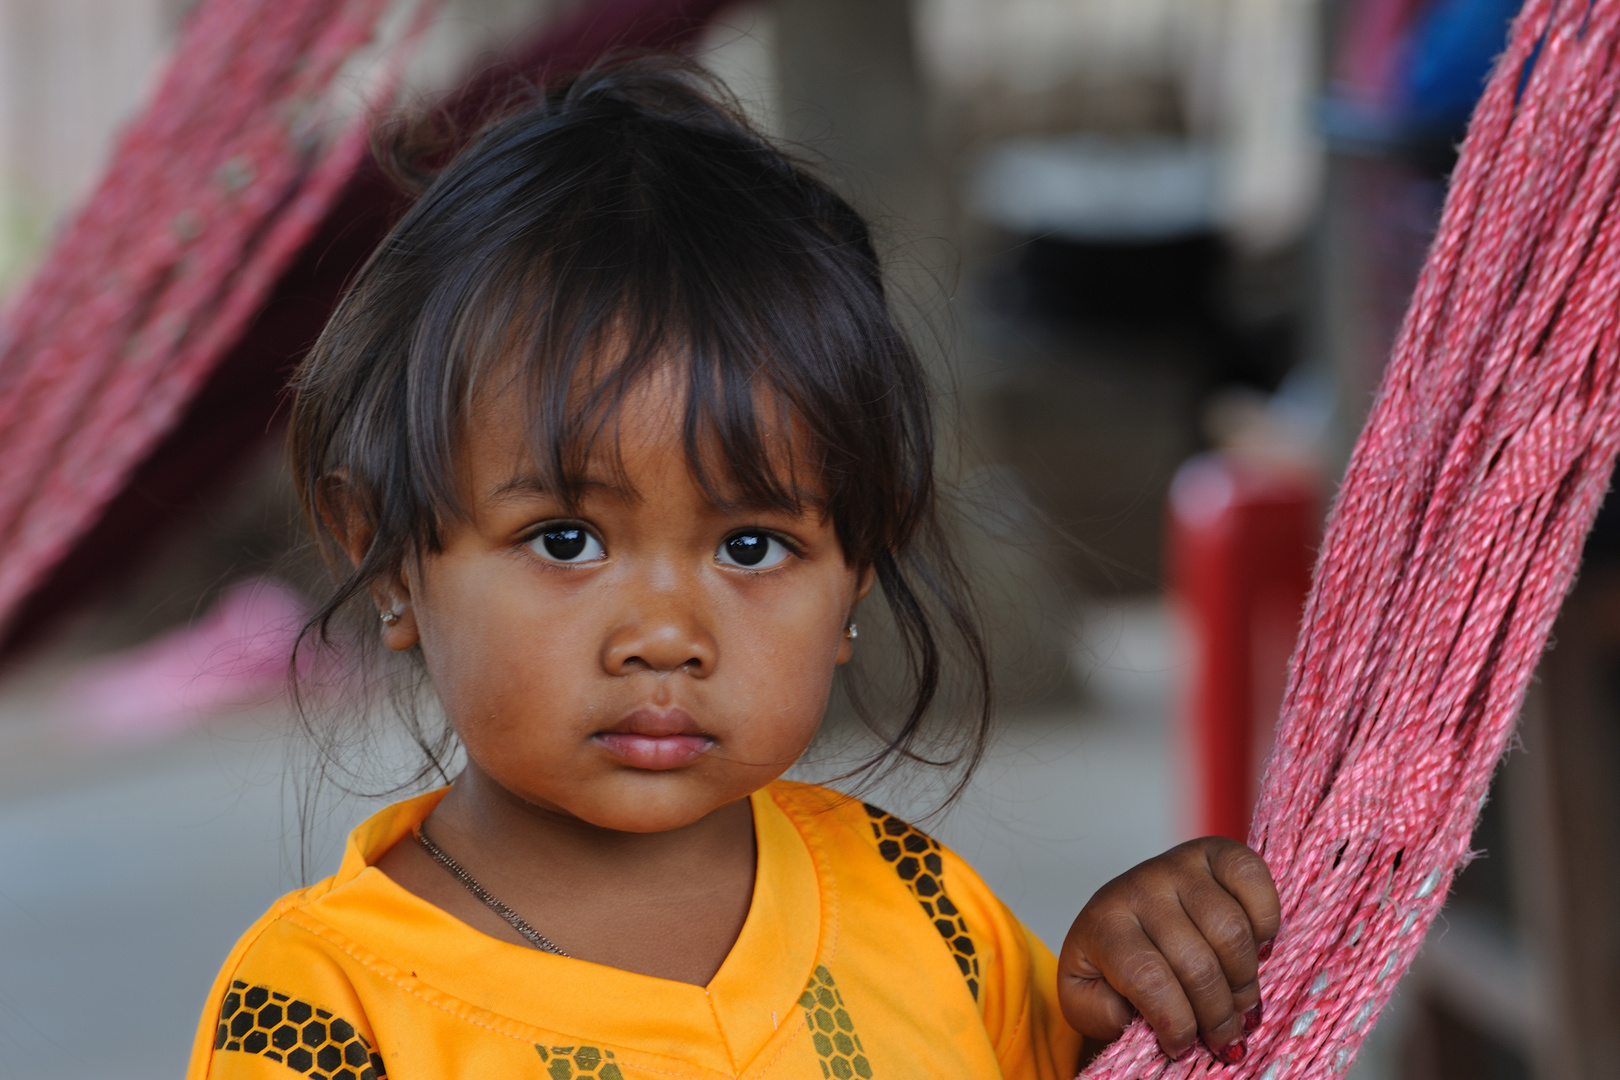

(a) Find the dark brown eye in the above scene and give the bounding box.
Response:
[718,532,789,569]
[528,526,602,564]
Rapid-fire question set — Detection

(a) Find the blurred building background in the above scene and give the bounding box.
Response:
[0,1,1611,1078]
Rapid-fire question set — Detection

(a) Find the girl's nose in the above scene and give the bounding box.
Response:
[601,594,718,676]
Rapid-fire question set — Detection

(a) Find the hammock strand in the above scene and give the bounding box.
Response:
[1085,0,1620,1074]
[0,0,418,637]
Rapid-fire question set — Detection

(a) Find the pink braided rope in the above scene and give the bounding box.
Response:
[1083,1,1620,1076]
[0,0,421,635]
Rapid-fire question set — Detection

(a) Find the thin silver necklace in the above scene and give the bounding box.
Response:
[414,826,571,957]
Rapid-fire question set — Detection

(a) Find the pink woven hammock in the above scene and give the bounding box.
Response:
[1087,0,1620,1075]
[0,0,731,658]
[0,0,401,637]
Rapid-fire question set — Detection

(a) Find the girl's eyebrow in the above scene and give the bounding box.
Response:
[708,489,831,517]
[487,473,623,504]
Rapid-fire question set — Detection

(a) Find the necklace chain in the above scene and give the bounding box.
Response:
[414,826,571,957]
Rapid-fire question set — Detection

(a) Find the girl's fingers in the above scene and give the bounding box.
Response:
[1179,874,1263,1042]
[1206,840,1282,949]
[1178,872,1262,1016]
[1060,970,1138,1043]
[1138,899,1246,1059]
[1060,839,1280,1063]
[1080,913,1201,1058]
[1199,839,1280,1039]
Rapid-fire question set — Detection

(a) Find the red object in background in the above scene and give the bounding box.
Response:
[1168,453,1319,841]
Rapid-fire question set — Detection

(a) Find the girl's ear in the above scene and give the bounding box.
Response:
[314,473,375,566]
[835,566,878,666]
[318,472,421,652]
[316,472,369,568]
[854,565,876,604]
[374,576,421,653]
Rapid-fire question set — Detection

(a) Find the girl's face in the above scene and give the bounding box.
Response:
[379,370,871,834]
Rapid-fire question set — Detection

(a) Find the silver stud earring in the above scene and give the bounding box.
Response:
[380,609,402,626]
[844,623,858,640]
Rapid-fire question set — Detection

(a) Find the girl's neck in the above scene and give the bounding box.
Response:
[376,765,759,985]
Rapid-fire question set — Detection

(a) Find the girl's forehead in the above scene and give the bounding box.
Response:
[465,363,824,510]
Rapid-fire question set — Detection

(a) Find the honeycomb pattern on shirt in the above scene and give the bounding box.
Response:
[801,966,873,1080]
[535,1044,625,1080]
[214,981,386,1080]
[863,803,981,1000]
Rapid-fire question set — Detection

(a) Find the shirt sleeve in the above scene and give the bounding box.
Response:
[186,912,383,1080]
[934,845,1083,1080]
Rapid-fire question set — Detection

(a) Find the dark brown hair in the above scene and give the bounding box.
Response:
[290,57,990,802]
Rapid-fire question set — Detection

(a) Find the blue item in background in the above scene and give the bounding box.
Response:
[1400,0,1519,135]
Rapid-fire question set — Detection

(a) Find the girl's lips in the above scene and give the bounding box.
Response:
[593,732,715,769]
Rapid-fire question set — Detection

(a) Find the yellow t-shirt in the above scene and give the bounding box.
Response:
[186,780,1080,1080]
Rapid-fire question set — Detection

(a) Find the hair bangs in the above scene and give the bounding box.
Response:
[423,132,910,560]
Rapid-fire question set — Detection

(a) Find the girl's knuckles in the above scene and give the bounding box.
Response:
[1208,915,1255,956]
[1222,852,1280,898]
[1118,957,1178,997]
[1134,892,1193,928]
[1232,865,1275,898]
[1088,908,1143,944]
[1175,954,1228,997]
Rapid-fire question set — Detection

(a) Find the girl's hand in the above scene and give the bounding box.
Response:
[1058,837,1280,1065]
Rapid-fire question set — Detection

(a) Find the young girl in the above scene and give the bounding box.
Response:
[187,60,1279,1080]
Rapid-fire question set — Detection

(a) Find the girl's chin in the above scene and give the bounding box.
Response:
[592,732,716,770]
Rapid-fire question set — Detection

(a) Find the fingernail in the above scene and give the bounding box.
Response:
[1257,940,1274,962]
[1214,1040,1247,1066]
[1244,1002,1264,1031]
